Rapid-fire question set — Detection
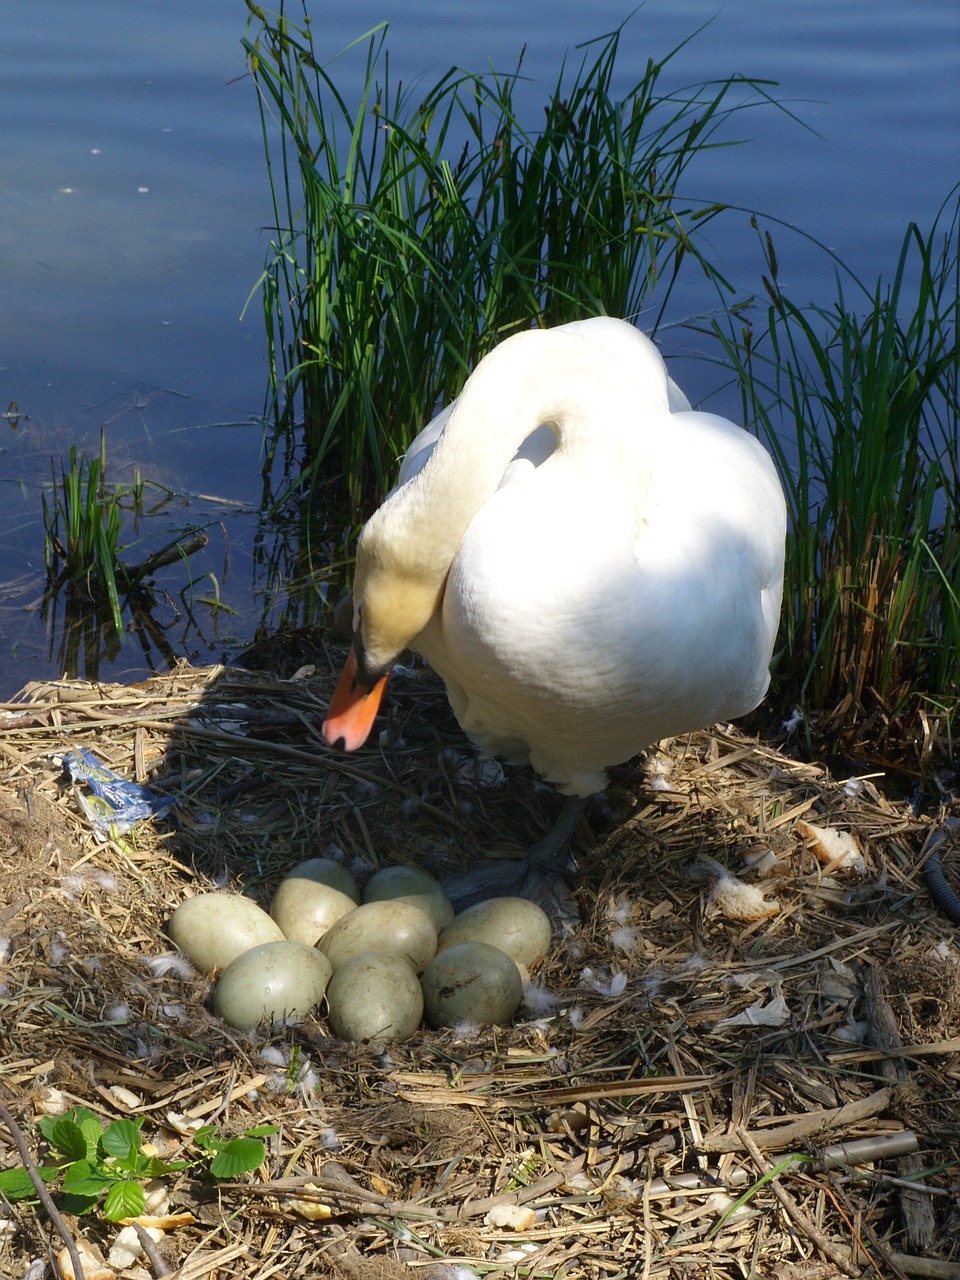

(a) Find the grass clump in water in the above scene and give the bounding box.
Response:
[715,194,960,752]
[42,433,138,642]
[244,1,775,516]
[41,431,216,679]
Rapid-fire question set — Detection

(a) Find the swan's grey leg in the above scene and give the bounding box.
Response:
[442,795,586,924]
[524,794,586,876]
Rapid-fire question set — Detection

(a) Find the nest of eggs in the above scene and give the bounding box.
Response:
[1,652,959,1280]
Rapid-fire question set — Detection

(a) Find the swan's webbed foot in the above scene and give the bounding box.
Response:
[442,796,585,928]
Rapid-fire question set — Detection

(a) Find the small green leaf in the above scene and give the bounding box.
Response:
[0,1166,60,1199]
[102,1118,143,1161]
[208,1137,267,1179]
[38,1114,59,1141]
[191,1124,221,1154]
[244,1124,280,1138]
[49,1105,101,1132]
[67,1106,102,1125]
[103,1179,146,1223]
[79,1115,108,1159]
[42,1107,106,1159]
[59,1191,101,1217]
[140,1155,190,1178]
[62,1159,115,1197]
[46,1118,89,1162]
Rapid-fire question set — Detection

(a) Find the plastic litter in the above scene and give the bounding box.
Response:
[56,748,175,834]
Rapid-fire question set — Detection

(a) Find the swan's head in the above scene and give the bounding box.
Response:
[322,503,444,752]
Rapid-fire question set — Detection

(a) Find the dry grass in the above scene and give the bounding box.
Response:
[1,652,958,1280]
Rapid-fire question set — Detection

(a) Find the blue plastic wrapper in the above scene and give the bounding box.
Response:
[57,748,176,835]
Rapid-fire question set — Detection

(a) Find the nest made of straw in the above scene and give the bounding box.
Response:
[0,654,958,1280]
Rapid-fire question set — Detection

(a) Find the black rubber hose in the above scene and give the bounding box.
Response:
[920,817,960,923]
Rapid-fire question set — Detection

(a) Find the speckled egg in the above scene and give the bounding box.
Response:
[421,942,523,1028]
[168,893,284,973]
[271,859,360,945]
[438,897,552,969]
[362,865,454,932]
[213,941,333,1030]
[325,951,424,1043]
[318,900,437,973]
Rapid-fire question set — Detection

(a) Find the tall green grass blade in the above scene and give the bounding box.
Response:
[244,1,778,517]
[712,190,960,743]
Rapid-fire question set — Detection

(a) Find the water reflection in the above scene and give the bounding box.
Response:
[246,462,358,656]
[40,522,219,684]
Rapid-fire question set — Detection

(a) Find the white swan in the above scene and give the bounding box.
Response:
[323,318,786,901]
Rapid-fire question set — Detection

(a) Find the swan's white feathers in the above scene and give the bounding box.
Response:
[349,318,786,795]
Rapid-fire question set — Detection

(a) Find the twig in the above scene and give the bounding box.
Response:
[842,1249,960,1280]
[163,1243,249,1280]
[134,1223,173,1278]
[0,1098,85,1280]
[698,1086,894,1153]
[828,1035,960,1063]
[736,1125,860,1277]
[124,532,209,582]
[865,963,937,1252]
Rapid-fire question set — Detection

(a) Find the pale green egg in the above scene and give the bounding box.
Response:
[438,896,551,968]
[271,860,359,945]
[325,951,424,1043]
[214,941,333,1030]
[362,865,454,933]
[168,892,284,973]
[318,899,438,973]
[421,942,523,1028]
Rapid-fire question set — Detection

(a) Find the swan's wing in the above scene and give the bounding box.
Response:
[643,409,787,698]
[416,402,785,794]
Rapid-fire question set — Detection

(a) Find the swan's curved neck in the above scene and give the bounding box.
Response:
[354,327,656,665]
[382,330,651,566]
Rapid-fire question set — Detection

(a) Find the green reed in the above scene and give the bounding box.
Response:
[244,1,777,515]
[42,432,136,640]
[41,432,215,671]
[244,3,958,744]
[714,195,960,737]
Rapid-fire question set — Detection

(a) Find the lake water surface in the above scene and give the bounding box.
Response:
[1,0,957,696]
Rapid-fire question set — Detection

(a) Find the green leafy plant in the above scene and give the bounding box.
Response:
[189,1122,276,1181]
[244,0,779,517]
[0,1107,275,1224]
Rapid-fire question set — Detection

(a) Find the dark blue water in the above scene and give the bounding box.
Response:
[1,0,957,695]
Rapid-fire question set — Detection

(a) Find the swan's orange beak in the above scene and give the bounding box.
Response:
[322,645,390,752]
